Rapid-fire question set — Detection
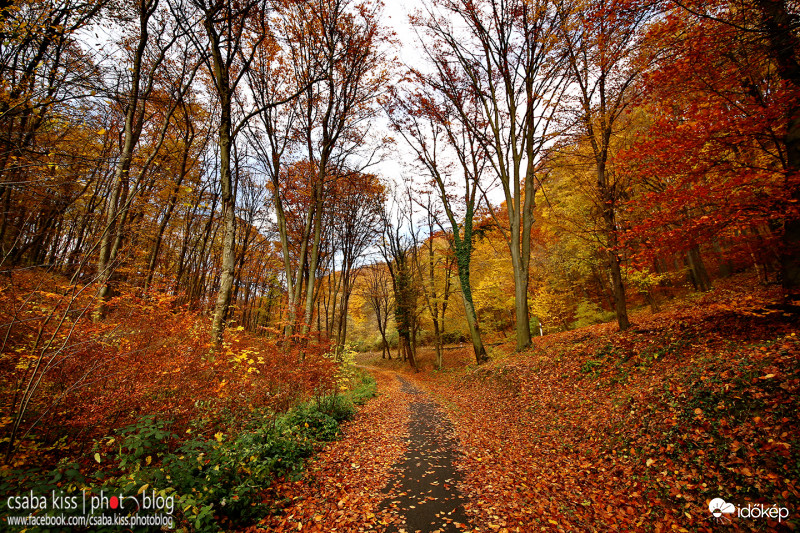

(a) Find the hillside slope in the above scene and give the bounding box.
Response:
[379,279,799,531]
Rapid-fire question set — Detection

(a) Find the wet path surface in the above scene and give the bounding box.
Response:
[379,375,469,533]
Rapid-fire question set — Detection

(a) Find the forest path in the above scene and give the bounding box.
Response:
[253,364,473,532]
[377,373,470,533]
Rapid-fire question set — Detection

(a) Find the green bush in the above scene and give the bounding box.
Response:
[108,386,376,529]
[386,329,399,348]
[286,407,341,442]
[113,414,174,469]
[441,331,468,344]
[349,373,377,406]
[318,394,357,422]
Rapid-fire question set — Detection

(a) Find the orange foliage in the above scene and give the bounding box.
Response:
[0,270,337,467]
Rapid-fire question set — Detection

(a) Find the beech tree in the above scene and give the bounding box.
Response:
[247,0,387,345]
[388,83,488,363]
[664,0,800,304]
[323,171,384,352]
[618,0,799,299]
[554,0,659,330]
[292,0,387,339]
[415,0,569,350]
[245,12,307,337]
[175,0,313,344]
[0,0,108,264]
[175,0,264,344]
[94,0,202,320]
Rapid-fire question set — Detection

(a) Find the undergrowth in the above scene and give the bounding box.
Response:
[0,371,377,531]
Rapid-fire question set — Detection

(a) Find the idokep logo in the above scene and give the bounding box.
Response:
[708,497,790,524]
[738,503,790,522]
[709,498,735,521]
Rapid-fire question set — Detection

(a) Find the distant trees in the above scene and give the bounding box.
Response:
[0,0,109,264]
[388,82,488,364]
[411,201,455,370]
[244,0,387,348]
[95,0,200,320]
[360,262,394,359]
[0,0,392,348]
[380,196,421,370]
[324,172,385,352]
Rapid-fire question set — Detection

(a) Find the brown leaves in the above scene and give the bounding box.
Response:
[250,369,410,532]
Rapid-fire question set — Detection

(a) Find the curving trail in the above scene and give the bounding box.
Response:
[379,375,470,533]
[252,366,471,533]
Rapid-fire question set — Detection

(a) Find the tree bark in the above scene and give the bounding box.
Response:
[210,99,235,345]
[686,244,712,292]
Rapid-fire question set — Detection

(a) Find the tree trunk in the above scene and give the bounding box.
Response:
[301,177,325,342]
[144,152,190,291]
[756,0,800,304]
[608,251,630,329]
[599,161,631,331]
[686,244,712,292]
[377,311,390,359]
[511,252,532,350]
[432,318,442,370]
[455,254,487,364]
[94,2,154,321]
[210,93,235,346]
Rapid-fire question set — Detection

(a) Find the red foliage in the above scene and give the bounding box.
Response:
[0,270,337,467]
[618,4,800,265]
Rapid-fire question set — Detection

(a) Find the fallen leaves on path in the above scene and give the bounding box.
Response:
[406,284,800,532]
[253,281,799,532]
[246,369,409,532]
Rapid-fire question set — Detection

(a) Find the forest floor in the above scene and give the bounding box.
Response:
[251,275,799,533]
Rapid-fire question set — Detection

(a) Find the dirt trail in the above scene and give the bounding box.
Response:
[379,374,470,533]
[253,366,472,532]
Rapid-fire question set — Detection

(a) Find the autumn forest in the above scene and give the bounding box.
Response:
[1,0,799,531]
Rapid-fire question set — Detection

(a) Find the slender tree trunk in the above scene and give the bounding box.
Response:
[301,178,325,341]
[95,127,136,320]
[94,1,154,321]
[432,318,442,370]
[599,162,631,330]
[608,251,631,329]
[455,251,487,364]
[210,93,236,345]
[211,169,235,342]
[144,159,189,291]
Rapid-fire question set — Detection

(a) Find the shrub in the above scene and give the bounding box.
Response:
[1,360,377,532]
[570,300,616,330]
[441,331,468,344]
[349,373,377,406]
